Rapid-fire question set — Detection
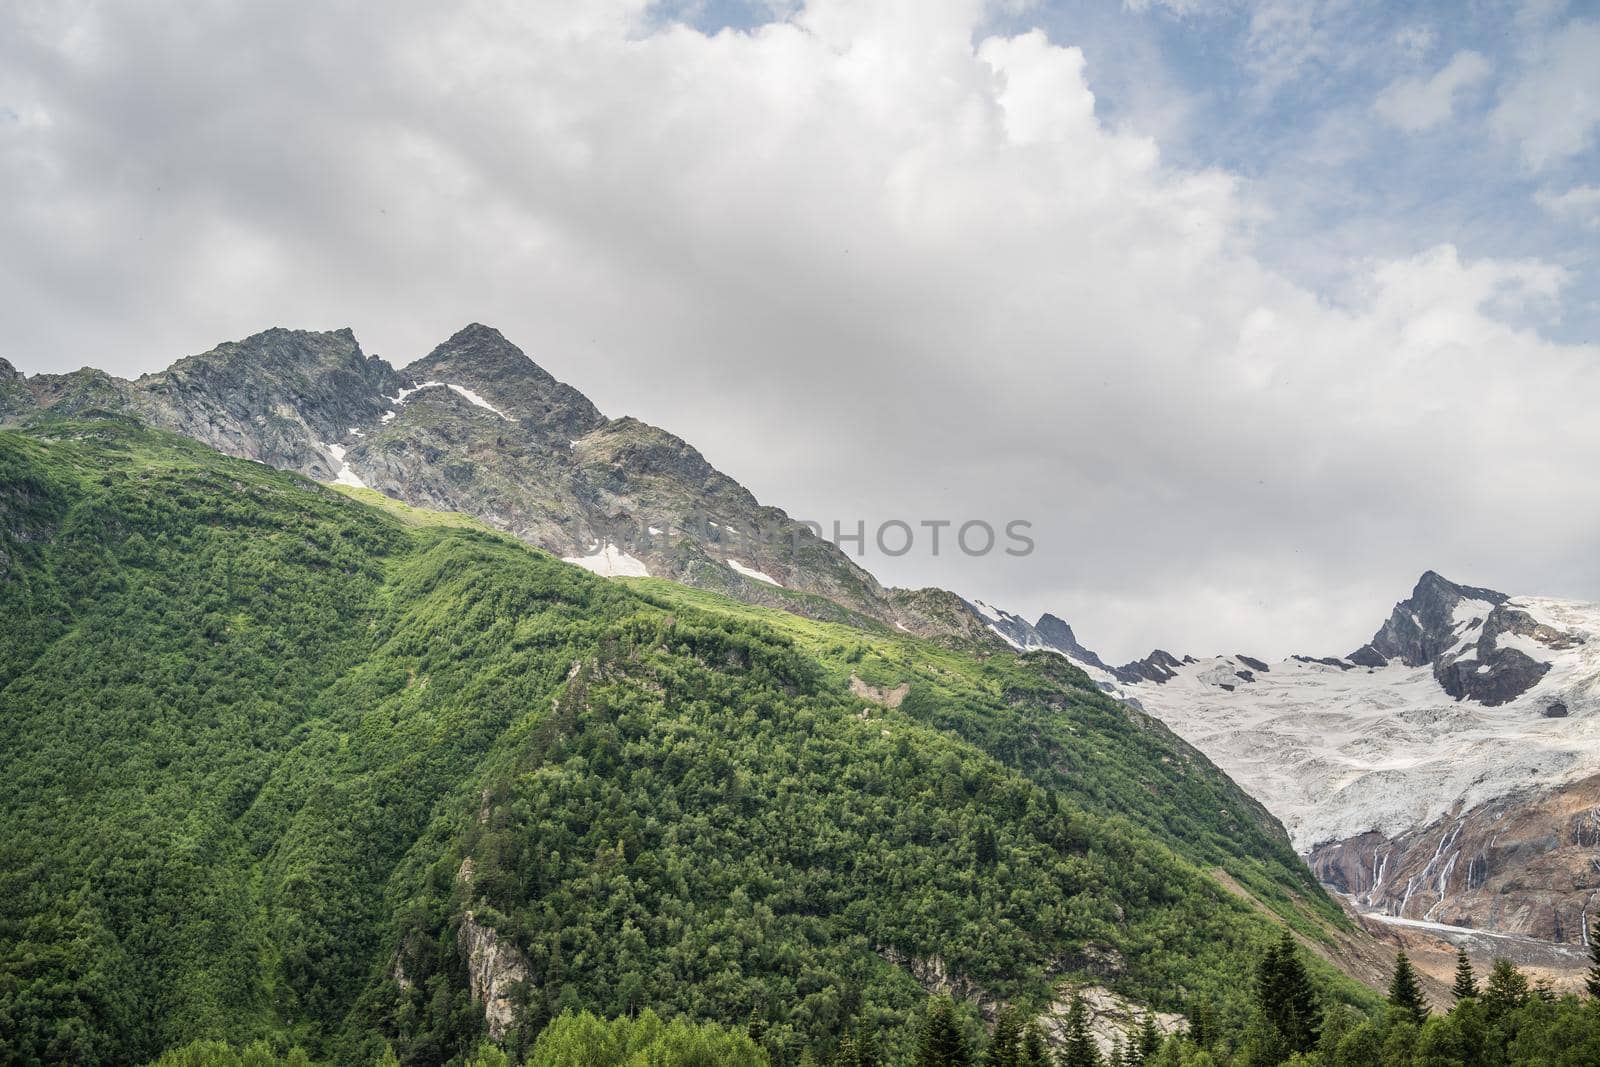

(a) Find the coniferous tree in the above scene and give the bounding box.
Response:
[1186,998,1215,1050]
[1058,992,1103,1067]
[747,1008,768,1049]
[1482,958,1530,1019]
[1107,1035,1126,1067]
[1386,951,1429,1026]
[1534,977,1557,1003]
[1135,1013,1161,1063]
[1020,1022,1050,1067]
[836,1034,860,1067]
[854,1024,883,1067]
[917,997,972,1067]
[1451,948,1478,1001]
[1256,929,1320,1055]
[1589,914,1600,999]
[986,1006,1023,1067]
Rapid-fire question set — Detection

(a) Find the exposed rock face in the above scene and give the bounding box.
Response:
[1350,571,1509,668]
[877,946,1183,1056]
[1432,604,1583,706]
[134,327,408,476]
[1308,774,1600,944]
[1114,649,1188,685]
[1036,986,1184,1055]
[406,324,603,441]
[2,324,1005,643]
[849,674,909,708]
[1035,613,1114,672]
[459,912,530,1041]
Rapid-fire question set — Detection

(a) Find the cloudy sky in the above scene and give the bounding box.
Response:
[3,0,1598,661]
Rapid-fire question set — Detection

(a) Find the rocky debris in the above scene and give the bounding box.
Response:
[1361,910,1591,996]
[849,674,909,708]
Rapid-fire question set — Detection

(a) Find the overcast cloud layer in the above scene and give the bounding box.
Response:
[2,0,1597,662]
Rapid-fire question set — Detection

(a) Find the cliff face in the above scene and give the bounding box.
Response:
[459,913,531,1041]
[1309,773,1600,944]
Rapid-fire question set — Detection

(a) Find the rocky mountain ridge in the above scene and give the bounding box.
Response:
[1,324,998,643]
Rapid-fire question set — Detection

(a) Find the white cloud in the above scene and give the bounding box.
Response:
[1393,25,1436,60]
[1123,0,1234,15]
[1535,184,1600,228]
[1374,50,1491,132]
[1,0,1597,659]
[1491,18,1600,171]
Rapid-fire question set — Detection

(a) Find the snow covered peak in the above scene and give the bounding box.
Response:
[1350,571,1509,668]
[1116,592,1600,850]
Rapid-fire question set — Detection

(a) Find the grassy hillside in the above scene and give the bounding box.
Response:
[0,420,1370,1066]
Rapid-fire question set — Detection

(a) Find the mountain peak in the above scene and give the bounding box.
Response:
[405,326,604,437]
[148,326,373,382]
[1349,570,1508,667]
[1034,613,1112,671]
[411,324,549,379]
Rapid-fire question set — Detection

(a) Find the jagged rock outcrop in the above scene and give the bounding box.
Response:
[1349,571,1508,668]
[1114,649,1189,685]
[1432,604,1582,706]
[459,913,530,1041]
[1035,613,1114,672]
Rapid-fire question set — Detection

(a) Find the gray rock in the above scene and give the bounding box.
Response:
[1035,613,1114,671]
[1350,570,1509,667]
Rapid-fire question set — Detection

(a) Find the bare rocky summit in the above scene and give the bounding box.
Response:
[0,323,998,642]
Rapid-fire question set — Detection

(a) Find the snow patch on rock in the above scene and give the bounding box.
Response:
[727,559,782,586]
[562,543,650,578]
[320,442,369,489]
[390,381,515,420]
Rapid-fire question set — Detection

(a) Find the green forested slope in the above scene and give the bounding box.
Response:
[0,420,1368,1066]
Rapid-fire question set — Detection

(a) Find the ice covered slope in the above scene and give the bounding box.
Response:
[1121,628,1597,850]
[1117,580,1600,852]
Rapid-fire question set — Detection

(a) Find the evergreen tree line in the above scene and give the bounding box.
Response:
[140,916,1600,1066]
